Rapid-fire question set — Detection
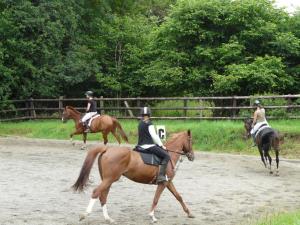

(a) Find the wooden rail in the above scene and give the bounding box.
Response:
[1,95,300,121]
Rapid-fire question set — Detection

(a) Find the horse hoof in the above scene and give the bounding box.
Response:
[269,171,273,174]
[79,213,87,221]
[105,218,115,224]
[188,213,195,218]
[151,218,157,223]
[80,146,86,150]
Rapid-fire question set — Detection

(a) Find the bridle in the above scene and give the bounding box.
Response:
[166,135,193,159]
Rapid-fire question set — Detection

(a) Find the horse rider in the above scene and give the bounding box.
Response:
[81,91,98,133]
[137,106,170,184]
[250,99,269,146]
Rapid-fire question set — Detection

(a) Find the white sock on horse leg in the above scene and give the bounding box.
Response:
[86,198,97,214]
[102,204,114,222]
[149,210,157,222]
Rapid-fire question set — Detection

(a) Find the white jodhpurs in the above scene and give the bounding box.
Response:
[81,112,97,123]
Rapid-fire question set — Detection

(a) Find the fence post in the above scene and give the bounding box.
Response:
[124,101,134,117]
[99,96,104,115]
[136,97,140,117]
[59,96,64,117]
[25,99,30,118]
[29,98,36,119]
[287,94,292,113]
[198,98,203,117]
[232,96,237,118]
[183,99,188,117]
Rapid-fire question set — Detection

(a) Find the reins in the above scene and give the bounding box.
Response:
[166,149,186,155]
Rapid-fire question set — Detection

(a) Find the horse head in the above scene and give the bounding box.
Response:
[167,130,195,161]
[184,130,195,161]
[62,106,81,123]
[243,118,253,138]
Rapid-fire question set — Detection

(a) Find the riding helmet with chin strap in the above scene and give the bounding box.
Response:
[85,91,93,97]
[140,107,151,116]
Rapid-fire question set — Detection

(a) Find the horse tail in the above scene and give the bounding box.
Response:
[113,118,129,143]
[72,146,107,192]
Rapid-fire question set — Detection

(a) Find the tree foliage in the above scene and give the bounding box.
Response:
[0,0,299,101]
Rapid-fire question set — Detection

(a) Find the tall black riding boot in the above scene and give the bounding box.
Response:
[157,164,168,184]
[252,133,256,147]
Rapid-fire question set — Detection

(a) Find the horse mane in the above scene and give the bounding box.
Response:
[166,131,186,147]
[66,106,81,114]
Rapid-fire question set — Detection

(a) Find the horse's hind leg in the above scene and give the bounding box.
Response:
[258,147,267,168]
[102,132,109,145]
[167,181,194,218]
[275,149,279,176]
[149,184,166,222]
[80,180,113,222]
[266,151,273,174]
[99,185,114,223]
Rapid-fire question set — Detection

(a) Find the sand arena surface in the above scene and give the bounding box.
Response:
[0,137,299,225]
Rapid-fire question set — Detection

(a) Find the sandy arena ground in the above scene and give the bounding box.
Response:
[0,137,299,225]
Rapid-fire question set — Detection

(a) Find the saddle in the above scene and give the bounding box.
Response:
[133,146,163,166]
[257,127,274,140]
[87,114,100,127]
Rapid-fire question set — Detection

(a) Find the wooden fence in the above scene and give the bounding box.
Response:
[1,94,300,121]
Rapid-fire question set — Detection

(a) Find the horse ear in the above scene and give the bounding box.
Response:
[187,129,191,137]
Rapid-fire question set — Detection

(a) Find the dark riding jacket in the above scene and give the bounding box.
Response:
[87,99,97,113]
[138,120,163,149]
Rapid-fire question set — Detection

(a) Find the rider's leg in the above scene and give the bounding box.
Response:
[251,133,256,147]
[250,127,257,147]
[147,146,170,183]
[81,113,91,132]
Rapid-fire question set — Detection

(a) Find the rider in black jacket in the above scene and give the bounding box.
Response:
[137,107,170,183]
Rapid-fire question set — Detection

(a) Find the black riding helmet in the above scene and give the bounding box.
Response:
[140,107,151,116]
[85,91,93,97]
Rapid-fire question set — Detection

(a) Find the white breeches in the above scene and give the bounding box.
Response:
[81,112,97,122]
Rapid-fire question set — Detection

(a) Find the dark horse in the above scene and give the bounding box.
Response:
[244,118,281,175]
[62,106,128,149]
[73,130,195,223]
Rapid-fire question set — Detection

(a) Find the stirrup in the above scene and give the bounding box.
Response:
[156,175,168,184]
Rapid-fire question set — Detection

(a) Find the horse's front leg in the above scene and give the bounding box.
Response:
[81,133,87,150]
[167,181,194,218]
[149,183,166,223]
[70,130,81,146]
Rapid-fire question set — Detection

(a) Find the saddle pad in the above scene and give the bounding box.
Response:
[257,127,274,139]
[255,124,271,138]
[88,114,100,127]
[134,147,162,166]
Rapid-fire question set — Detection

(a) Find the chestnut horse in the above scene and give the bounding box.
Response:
[62,106,128,148]
[244,118,282,175]
[73,130,195,223]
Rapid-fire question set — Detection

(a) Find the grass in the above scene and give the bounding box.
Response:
[0,119,300,158]
[250,210,300,225]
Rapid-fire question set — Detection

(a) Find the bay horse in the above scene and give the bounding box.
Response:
[244,118,282,175]
[62,106,128,149]
[72,130,195,223]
